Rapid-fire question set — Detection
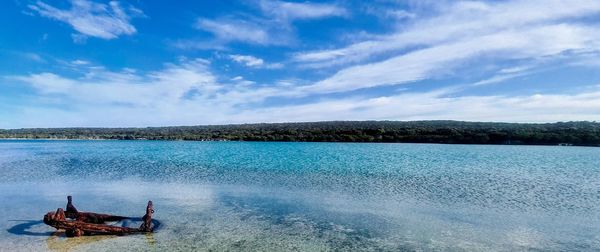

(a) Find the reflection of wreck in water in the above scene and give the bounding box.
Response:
[44,220,159,252]
[46,231,114,252]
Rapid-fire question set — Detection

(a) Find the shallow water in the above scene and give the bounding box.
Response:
[0,140,599,251]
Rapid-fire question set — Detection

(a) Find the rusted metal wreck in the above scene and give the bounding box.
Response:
[43,196,154,237]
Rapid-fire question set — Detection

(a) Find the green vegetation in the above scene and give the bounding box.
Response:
[1,121,599,146]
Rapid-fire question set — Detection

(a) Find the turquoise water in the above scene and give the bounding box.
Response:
[0,140,599,251]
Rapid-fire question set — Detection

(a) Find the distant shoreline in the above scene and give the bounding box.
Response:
[1,121,599,147]
[0,138,593,148]
[0,138,109,141]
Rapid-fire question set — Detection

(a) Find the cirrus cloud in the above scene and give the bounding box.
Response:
[29,0,143,41]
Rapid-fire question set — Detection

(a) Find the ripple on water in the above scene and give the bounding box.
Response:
[0,141,599,251]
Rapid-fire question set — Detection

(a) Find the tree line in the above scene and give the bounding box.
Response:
[1,121,599,146]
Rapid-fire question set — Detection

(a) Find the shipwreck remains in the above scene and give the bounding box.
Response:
[43,196,154,237]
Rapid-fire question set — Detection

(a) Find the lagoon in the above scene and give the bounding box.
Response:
[0,140,599,251]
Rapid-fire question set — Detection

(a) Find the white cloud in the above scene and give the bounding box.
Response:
[472,64,536,86]
[300,24,600,93]
[229,54,283,69]
[8,85,600,128]
[20,52,45,63]
[71,59,90,65]
[195,18,276,46]
[294,0,600,67]
[5,56,600,128]
[71,33,88,44]
[259,0,348,21]
[29,0,142,40]
[184,1,346,48]
[230,76,256,87]
[289,0,600,94]
[386,10,416,20]
[5,57,301,127]
[10,58,219,107]
[229,54,264,67]
[568,53,600,69]
[362,4,416,21]
[222,88,600,124]
[7,0,600,127]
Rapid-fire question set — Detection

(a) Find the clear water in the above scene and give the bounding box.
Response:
[0,140,599,251]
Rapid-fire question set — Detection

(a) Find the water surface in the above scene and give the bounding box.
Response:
[0,140,599,251]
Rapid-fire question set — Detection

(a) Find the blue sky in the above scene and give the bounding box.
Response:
[1,0,600,128]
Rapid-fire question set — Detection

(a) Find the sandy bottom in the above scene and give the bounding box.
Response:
[1,180,599,251]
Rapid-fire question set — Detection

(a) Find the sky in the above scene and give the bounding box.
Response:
[1,0,600,128]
